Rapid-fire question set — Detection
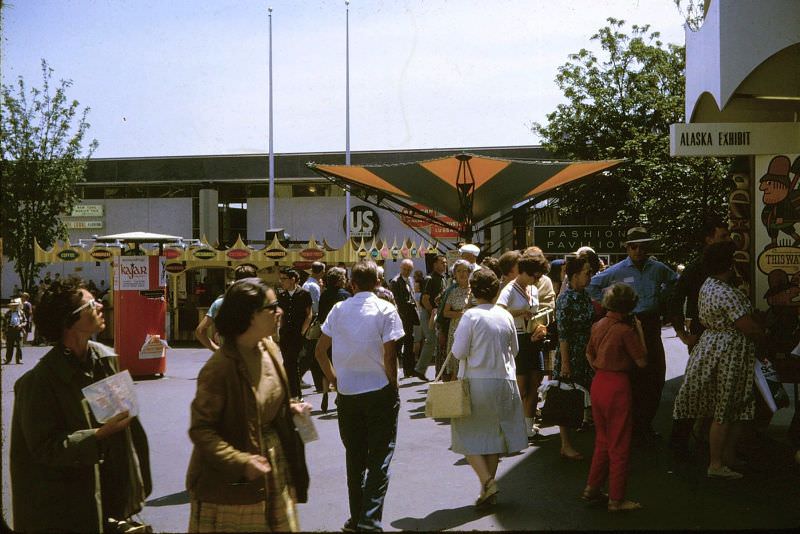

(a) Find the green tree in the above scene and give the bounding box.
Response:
[1,60,98,291]
[532,18,731,265]
[673,0,707,31]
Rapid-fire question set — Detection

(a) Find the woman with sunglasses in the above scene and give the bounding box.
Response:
[496,253,550,440]
[10,277,152,533]
[186,277,311,532]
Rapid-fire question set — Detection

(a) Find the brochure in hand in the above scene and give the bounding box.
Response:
[81,370,139,423]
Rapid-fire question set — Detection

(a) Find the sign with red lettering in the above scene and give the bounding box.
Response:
[430,220,460,239]
[400,205,434,228]
[226,249,250,260]
[115,256,149,290]
[401,203,459,238]
[300,248,325,260]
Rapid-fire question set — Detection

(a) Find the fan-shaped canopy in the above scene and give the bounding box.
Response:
[308,153,622,238]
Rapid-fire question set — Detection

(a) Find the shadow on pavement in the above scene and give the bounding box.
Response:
[487,374,800,530]
[146,490,190,507]
[391,503,493,531]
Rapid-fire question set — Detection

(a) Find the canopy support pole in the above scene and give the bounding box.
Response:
[455,154,476,241]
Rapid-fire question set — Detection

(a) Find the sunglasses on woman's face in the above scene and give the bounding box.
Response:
[259,301,280,312]
[72,299,100,315]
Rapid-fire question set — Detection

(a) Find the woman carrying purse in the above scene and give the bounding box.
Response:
[449,269,535,509]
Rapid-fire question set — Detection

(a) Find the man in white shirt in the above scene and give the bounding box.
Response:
[315,260,405,532]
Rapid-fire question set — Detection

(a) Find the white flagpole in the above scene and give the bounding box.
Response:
[345,1,351,240]
[268,7,275,232]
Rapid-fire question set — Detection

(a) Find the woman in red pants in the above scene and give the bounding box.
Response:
[582,283,647,512]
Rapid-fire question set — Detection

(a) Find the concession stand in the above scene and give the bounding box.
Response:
[34,232,441,351]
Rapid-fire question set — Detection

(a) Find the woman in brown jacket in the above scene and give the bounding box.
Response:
[186,278,311,532]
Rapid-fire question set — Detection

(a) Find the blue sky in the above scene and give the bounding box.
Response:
[2,0,686,158]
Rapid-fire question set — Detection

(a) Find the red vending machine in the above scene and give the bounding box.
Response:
[113,253,167,377]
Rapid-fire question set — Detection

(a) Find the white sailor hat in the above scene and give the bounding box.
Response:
[459,244,480,256]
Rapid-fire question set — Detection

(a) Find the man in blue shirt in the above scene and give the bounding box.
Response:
[300,261,325,392]
[587,227,677,443]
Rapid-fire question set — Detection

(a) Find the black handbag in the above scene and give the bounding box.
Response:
[264,344,311,503]
[539,380,584,428]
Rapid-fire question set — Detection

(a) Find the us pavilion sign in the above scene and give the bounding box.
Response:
[534,226,627,254]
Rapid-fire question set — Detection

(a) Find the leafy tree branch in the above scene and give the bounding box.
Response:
[532,18,730,265]
[1,59,99,292]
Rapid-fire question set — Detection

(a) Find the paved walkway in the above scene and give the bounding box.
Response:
[2,330,798,531]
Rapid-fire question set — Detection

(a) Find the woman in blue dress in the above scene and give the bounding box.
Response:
[554,256,595,460]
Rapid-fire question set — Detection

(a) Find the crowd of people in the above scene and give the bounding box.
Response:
[3,272,111,352]
[7,220,797,532]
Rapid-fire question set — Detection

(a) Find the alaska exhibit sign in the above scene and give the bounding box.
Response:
[534,226,627,254]
[670,122,800,157]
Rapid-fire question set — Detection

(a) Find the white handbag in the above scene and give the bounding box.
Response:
[424,353,471,418]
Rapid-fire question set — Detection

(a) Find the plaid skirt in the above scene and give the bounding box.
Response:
[189,428,299,532]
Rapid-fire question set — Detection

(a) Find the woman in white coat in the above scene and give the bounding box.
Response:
[450,269,543,508]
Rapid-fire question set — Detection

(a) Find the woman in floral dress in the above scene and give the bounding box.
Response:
[554,256,595,459]
[442,260,476,379]
[673,241,764,479]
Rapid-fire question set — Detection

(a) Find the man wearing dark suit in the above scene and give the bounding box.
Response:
[277,268,313,399]
[389,259,422,380]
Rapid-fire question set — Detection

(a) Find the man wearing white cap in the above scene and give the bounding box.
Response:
[3,298,27,364]
[459,243,482,272]
[587,227,677,444]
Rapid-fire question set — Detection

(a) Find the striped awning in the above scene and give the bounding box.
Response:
[308,153,622,224]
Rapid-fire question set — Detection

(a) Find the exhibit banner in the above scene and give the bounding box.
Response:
[533,226,627,254]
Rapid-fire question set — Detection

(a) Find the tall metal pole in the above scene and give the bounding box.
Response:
[345,1,351,240]
[268,7,275,231]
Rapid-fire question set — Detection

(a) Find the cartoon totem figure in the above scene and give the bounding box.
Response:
[759,155,800,250]
[764,269,800,355]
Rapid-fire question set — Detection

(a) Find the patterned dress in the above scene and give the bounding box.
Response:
[445,285,475,375]
[673,277,756,424]
[554,287,595,389]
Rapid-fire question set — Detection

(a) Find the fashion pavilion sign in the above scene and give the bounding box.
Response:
[670,122,800,157]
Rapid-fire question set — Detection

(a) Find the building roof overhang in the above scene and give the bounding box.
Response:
[684,0,800,124]
[83,145,554,186]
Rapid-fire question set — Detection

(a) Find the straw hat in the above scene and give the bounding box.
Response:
[625,227,656,244]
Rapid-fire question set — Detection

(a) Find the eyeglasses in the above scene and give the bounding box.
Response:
[72,299,100,315]
[259,301,280,312]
